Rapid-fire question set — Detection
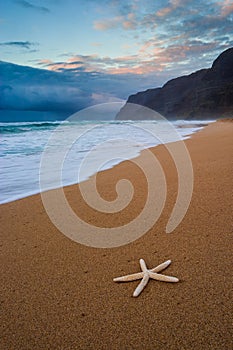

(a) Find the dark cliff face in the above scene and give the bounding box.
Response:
[116,48,233,120]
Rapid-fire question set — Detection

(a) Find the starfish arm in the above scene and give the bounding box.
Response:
[139,258,148,273]
[113,272,143,282]
[149,271,179,283]
[133,273,150,297]
[150,260,171,273]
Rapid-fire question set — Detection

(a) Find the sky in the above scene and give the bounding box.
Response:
[0,0,233,119]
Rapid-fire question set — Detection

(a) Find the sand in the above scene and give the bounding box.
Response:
[0,121,233,350]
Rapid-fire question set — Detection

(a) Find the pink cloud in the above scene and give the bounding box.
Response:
[38,59,84,72]
[156,0,182,17]
[68,54,98,63]
[170,0,182,6]
[218,0,233,17]
[156,7,172,17]
[122,12,137,29]
[107,62,165,75]
[123,20,136,29]
[93,16,123,31]
[38,59,53,65]
[37,52,167,75]
[36,40,218,76]
[94,12,137,31]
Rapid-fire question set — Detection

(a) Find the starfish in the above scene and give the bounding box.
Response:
[113,259,179,297]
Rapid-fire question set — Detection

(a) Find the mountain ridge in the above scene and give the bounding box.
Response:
[116,48,233,120]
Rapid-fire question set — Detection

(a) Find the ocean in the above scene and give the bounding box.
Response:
[0,119,213,204]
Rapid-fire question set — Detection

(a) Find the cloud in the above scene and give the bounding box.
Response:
[93,16,123,30]
[0,60,165,118]
[93,0,185,31]
[90,0,232,78]
[135,0,233,67]
[156,7,172,17]
[0,41,37,49]
[122,12,137,29]
[35,28,232,76]
[15,0,50,13]
[217,0,233,17]
[93,7,137,31]
[155,0,184,17]
[36,53,161,74]
[0,61,92,113]
[92,0,233,46]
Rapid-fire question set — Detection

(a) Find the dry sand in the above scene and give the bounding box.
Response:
[0,121,233,349]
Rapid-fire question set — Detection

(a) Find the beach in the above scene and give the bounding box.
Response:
[0,120,232,349]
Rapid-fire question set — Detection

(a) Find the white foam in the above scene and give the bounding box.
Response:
[0,119,214,204]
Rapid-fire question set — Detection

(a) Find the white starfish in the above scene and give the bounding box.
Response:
[113,259,179,297]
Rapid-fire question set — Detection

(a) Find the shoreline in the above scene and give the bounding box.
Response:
[0,120,233,349]
[0,119,213,205]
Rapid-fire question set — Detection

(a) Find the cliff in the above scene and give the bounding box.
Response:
[116,48,233,120]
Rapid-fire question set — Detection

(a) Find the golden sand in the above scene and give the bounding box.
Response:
[0,121,232,349]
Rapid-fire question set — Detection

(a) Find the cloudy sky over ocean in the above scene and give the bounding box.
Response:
[0,0,233,117]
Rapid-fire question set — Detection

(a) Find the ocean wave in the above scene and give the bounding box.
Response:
[0,121,65,134]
